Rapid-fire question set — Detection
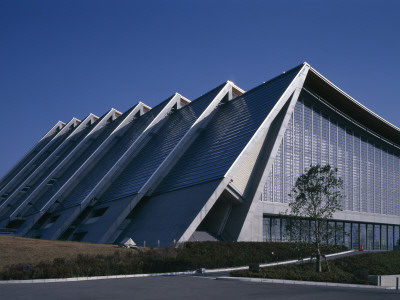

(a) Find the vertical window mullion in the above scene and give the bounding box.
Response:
[311,106,313,164]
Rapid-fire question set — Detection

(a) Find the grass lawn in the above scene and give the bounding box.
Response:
[0,236,129,272]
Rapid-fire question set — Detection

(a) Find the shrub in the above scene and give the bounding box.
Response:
[231,250,400,285]
[0,242,345,280]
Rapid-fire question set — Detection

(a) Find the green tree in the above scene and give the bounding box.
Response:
[287,164,343,273]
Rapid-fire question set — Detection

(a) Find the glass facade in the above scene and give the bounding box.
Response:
[263,215,400,250]
[261,89,400,250]
[262,90,400,217]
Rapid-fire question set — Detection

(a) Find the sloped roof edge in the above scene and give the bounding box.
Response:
[305,64,400,147]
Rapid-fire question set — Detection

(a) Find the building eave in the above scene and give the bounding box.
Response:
[305,66,400,147]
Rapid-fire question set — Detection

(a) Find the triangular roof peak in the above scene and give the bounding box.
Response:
[226,81,246,97]
[136,101,151,112]
[174,93,191,106]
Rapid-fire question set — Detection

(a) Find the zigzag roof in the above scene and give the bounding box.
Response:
[0,63,398,246]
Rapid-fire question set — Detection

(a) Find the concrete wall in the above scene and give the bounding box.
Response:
[368,274,400,287]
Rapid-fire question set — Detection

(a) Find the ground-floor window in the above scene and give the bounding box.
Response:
[263,215,400,250]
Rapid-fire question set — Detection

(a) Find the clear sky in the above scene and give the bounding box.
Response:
[0,0,399,178]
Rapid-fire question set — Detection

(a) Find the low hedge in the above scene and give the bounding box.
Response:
[1,242,345,280]
[231,250,400,285]
[175,242,345,268]
[333,251,400,275]
[232,261,370,284]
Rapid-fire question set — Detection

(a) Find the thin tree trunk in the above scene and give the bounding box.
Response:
[316,247,322,273]
[315,219,322,273]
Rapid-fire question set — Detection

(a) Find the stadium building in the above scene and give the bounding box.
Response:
[0,63,399,249]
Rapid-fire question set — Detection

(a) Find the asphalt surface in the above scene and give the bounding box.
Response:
[0,275,398,300]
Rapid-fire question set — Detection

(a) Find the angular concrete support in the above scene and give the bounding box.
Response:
[48,94,190,240]
[0,120,65,191]
[16,102,149,237]
[178,178,232,243]
[234,68,309,241]
[176,65,309,243]
[143,82,243,196]
[9,109,121,221]
[0,117,83,215]
[98,82,244,244]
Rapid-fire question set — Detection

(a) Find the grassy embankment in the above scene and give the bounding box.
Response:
[0,236,128,272]
[0,236,345,280]
[231,250,400,285]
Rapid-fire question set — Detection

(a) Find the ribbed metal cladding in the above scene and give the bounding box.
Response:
[22,107,136,217]
[153,67,301,194]
[263,89,400,217]
[0,125,75,205]
[98,84,226,203]
[0,120,99,220]
[56,100,169,209]
[0,130,58,191]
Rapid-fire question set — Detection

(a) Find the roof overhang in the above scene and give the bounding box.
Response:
[304,66,400,147]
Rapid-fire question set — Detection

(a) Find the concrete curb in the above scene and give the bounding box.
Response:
[0,249,358,284]
[216,276,396,290]
[0,270,198,284]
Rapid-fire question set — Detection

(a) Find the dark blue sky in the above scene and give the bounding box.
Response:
[1,0,399,178]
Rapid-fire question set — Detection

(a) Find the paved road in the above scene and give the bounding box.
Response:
[0,276,398,300]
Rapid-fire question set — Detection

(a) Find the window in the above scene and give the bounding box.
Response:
[49,215,60,223]
[59,228,74,241]
[85,207,109,224]
[47,179,58,185]
[262,215,397,250]
[91,207,108,218]
[21,186,32,192]
[6,219,25,229]
[352,223,359,249]
[271,218,281,242]
[72,232,87,242]
[374,224,381,250]
[43,215,60,229]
